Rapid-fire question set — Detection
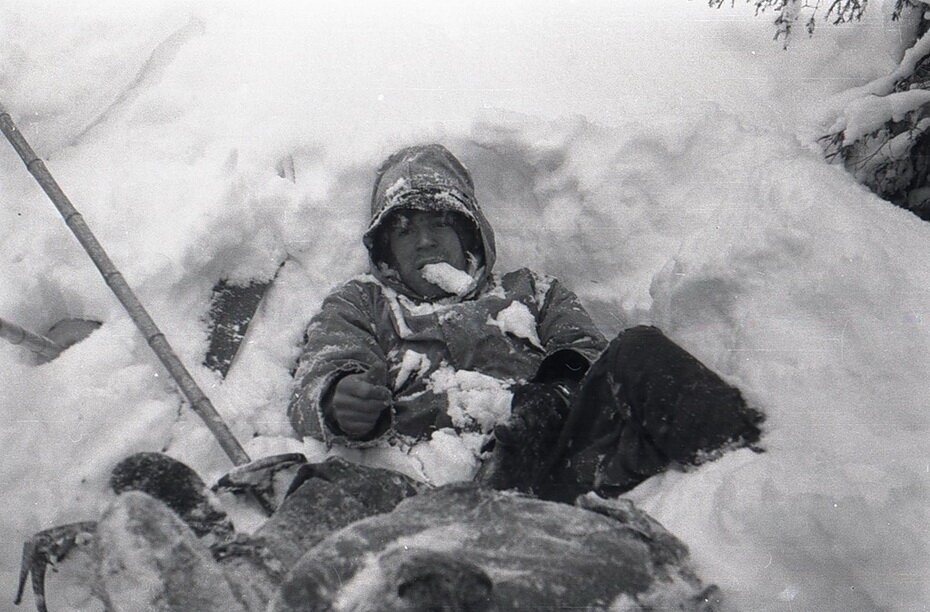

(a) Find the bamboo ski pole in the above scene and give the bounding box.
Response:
[0,103,250,467]
[0,316,64,361]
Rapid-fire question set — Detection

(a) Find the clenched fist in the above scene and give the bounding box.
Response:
[331,372,392,438]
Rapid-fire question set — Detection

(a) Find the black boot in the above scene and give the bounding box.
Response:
[110,452,234,541]
[475,383,571,494]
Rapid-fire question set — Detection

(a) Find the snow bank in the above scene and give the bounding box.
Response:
[1,1,927,611]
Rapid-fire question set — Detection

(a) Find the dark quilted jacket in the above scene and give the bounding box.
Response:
[287,145,606,446]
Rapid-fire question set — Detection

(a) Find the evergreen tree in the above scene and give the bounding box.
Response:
[714,0,930,220]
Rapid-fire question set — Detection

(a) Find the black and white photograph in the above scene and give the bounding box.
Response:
[1,1,928,610]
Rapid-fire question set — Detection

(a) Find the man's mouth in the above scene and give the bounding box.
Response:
[416,257,445,270]
[419,262,476,296]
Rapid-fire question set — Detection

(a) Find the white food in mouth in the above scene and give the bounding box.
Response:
[420,262,476,296]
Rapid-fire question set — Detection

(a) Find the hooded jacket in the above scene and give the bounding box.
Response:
[287,144,606,446]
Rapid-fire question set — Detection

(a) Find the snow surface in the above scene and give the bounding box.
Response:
[1,1,928,610]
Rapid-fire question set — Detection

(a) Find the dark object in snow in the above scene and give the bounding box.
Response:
[474,326,765,503]
[15,453,223,612]
[14,457,427,611]
[380,548,493,611]
[14,453,309,612]
[0,317,65,362]
[475,382,569,494]
[110,452,234,540]
[213,452,308,515]
[203,273,278,379]
[41,318,102,361]
[14,521,97,612]
[270,483,722,611]
[540,325,765,502]
[253,457,427,566]
[0,316,100,363]
[210,457,426,610]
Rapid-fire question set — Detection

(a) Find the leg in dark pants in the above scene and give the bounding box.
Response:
[540,326,763,502]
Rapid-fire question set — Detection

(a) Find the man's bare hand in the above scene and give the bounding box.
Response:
[331,372,392,437]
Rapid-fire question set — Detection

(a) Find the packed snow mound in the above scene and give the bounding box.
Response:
[1,2,928,612]
[429,365,513,434]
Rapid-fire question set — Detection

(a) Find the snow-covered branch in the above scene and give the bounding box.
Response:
[816,12,930,219]
[709,0,869,42]
[710,0,925,43]
[714,0,930,219]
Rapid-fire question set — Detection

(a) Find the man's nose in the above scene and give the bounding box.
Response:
[414,228,437,248]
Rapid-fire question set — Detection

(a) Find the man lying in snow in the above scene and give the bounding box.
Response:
[15,145,758,611]
[288,143,763,500]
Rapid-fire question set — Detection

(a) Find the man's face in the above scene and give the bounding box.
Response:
[387,210,468,298]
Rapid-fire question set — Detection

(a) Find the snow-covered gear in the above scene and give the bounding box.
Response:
[271,483,722,611]
[212,452,308,515]
[254,457,426,566]
[288,144,606,445]
[15,521,97,612]
[97,492,250,612]
[26,456,720,611]
[17,452,245,612]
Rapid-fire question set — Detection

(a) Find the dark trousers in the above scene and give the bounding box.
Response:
[537,326,763,502]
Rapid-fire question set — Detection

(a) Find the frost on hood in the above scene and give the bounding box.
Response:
[486,301,543,349]
[363,144,497,302]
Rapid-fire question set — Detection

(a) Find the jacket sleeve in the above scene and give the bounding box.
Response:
[532,273,607,383]
[286,281,392,446]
